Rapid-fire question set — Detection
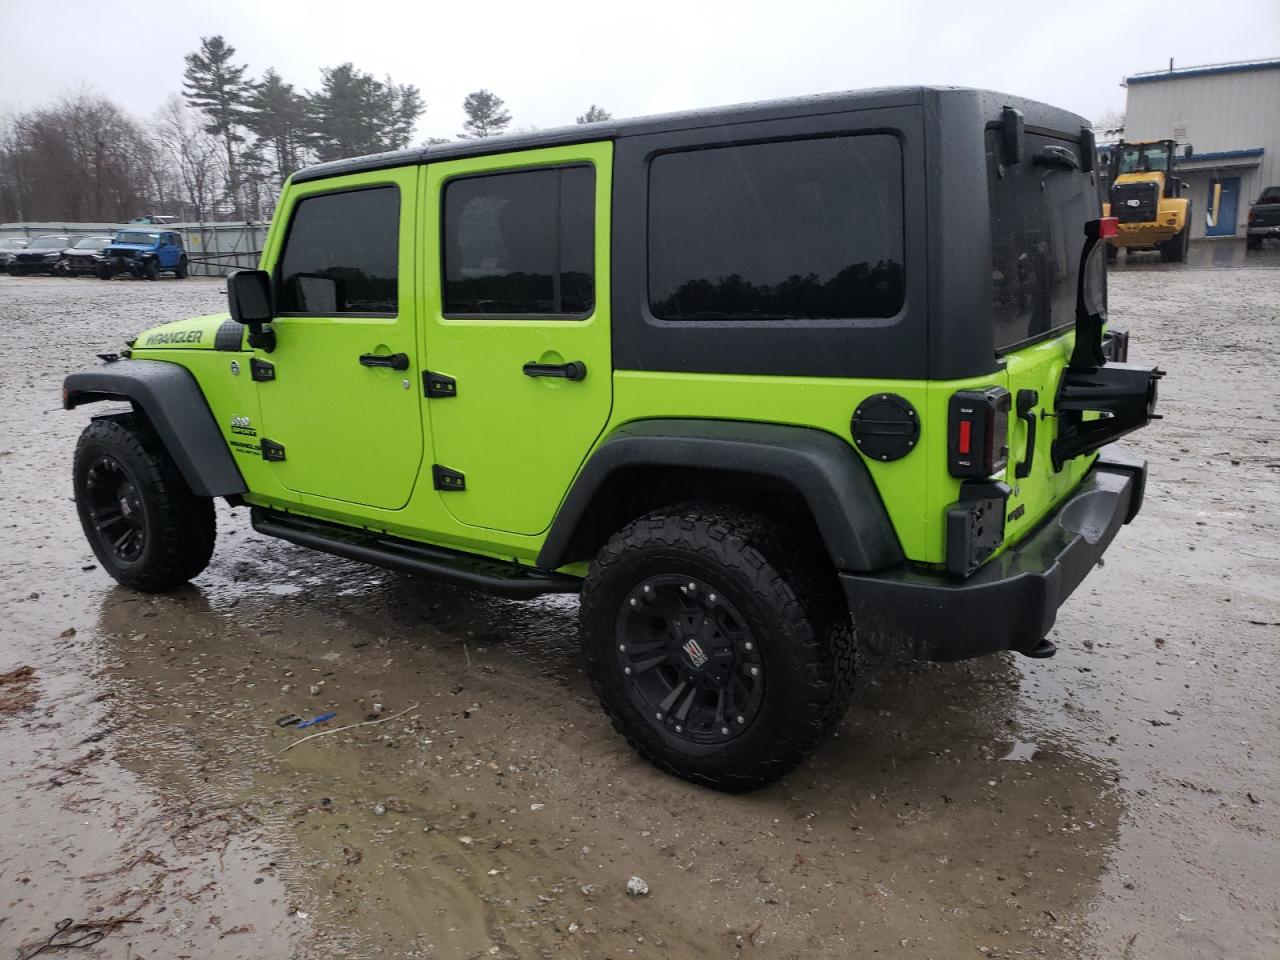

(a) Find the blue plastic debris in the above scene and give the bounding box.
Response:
[295,711,337,729]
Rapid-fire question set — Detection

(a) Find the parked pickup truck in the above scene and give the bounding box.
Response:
[1247,186,1280,249]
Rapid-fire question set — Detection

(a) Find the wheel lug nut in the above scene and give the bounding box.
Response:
[675,725,683,733]
[744,642,753,651]
[642,585,652,595]
[656,712,664,720]
[618,643,626,651]
[721,727,730,735]
[749,666,760,676]
[736,715,745,723]
[708,593,717,603]
[624,667,632,675]
[687,581,696,591]
[630,597,639,608]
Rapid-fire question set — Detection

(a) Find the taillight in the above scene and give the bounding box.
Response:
[1249,207,1256,224]
[948,387,1011,478]
[1098,216,1119,239]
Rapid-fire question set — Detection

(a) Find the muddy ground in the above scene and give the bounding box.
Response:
[1,245,1278,959]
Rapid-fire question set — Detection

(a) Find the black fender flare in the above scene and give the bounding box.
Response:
[537,419,903,572]
[63,359,247,497]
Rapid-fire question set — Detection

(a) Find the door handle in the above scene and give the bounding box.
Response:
[1015,389,1038,479]
[359,352,409,371]
[522,360,587,381]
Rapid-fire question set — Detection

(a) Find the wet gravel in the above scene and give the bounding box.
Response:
[1,252,1278,959]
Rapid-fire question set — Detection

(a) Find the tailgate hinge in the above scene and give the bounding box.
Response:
[250,358,276,382]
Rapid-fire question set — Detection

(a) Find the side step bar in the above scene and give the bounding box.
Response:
[250,508,581,599]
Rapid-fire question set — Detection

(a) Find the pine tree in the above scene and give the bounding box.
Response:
[459,90,512,139]
[307,64,424,162]
[576,104,612,124]
[246,68,309,183]
[182,35,254,218]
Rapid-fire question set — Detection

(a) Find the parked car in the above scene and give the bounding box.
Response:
[55,236,115,276]
[1246,186,1280,249]
[9,235,82,275]
[0,237,30,272]
[97,229,189,280]
[63,87,1161,791]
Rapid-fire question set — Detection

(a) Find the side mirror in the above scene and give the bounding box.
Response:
[227,269,275,352]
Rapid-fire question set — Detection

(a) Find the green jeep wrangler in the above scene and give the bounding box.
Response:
[65,87,1161,791]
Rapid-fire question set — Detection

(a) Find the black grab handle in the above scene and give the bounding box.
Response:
[359,352,410,371]
[1015,388,1038,479]
[523,360,587,381]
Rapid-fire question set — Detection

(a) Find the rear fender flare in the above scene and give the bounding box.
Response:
[63,359,246,497]
[537,419,903,573]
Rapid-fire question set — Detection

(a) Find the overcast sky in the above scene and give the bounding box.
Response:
[2,0,1277,140]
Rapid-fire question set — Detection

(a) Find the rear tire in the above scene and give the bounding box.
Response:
[1105,244,1119,262]
[73,415,216,591]
[174,256,188,279]
[1247,237,1262,251]
[580,503,856,792]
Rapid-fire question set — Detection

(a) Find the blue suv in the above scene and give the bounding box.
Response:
[97,229,189,280]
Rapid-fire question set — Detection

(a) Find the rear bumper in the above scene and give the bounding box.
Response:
[840,445,1146,662]
[1247,225,1280,237]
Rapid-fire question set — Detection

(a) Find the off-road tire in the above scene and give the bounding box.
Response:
[1105,243,1118,262]
[73,414,215,591]
[1247,236,1262,251]
[1160,215,1191,263]
[580,503,856,792]
[174,256,188,279]
[144,259,160,281]
[96,263,113,280]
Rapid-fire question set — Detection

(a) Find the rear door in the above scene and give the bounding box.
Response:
[254,170,424,510]
[421,143,613,535]
[986,127,1100,541]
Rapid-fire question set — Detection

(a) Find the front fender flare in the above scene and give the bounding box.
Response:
[537,419,903,573]
[64,359,246,497]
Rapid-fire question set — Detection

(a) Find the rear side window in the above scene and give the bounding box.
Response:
[648,135,905,321]
[1260,187,1280,204]
[442,166,595,317]
[987,131,1094,351]
[278,186,400,315]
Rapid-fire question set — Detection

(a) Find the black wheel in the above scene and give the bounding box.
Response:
[144,259,160,281]
[580,504,856,791]
[174,256,188,279]
[96,262,113,280]
[1105,243,1119,262]
[1160,214,1191,263]
[1247,237,1262,251]
[73,415,215,591]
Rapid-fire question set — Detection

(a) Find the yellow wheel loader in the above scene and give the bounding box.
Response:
[1102,139,1193,263]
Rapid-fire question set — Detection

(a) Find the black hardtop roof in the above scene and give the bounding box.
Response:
[292,85,1091,185]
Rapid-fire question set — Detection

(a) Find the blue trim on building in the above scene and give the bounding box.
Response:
[1126,60,1280,85]
[1176,148,1265,164]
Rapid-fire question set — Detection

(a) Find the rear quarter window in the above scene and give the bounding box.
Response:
[647,135,905,321]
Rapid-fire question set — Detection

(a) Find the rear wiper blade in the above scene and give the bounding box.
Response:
[1033,145,1080,171]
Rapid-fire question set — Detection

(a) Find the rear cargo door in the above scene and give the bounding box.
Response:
[987,128,1100,544]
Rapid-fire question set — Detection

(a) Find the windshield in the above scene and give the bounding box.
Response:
[74,237,112,250]
[30,237,69,249]
[1117,143,1171,174]
[0,239,28,250]
[114,232,159,246]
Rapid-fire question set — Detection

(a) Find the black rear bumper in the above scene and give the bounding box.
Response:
[840,446,1146,661]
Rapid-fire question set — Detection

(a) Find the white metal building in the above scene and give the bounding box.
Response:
[1122,58,1280,239]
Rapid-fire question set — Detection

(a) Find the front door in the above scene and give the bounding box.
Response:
[422,143,613,535]
[255,170,424,510]
[1206,177,1241,237]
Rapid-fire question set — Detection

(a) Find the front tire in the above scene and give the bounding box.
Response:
[1161,214,1191,263]
[580,504,855,791]
[73,415,215,591]
[144,259,160,281]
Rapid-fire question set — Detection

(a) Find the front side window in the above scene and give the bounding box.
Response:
[278,186,400,315]
[442,166,595,317]
[648,135,905,321]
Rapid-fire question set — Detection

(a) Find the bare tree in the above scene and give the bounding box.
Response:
[153,96,224,220]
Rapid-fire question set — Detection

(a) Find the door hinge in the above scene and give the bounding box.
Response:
[261,438,287,462]
[423,371,457,398]
[250,358,276,382]
[432,464,466,491]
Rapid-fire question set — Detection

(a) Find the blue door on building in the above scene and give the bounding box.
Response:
[1206,177,1241,237]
